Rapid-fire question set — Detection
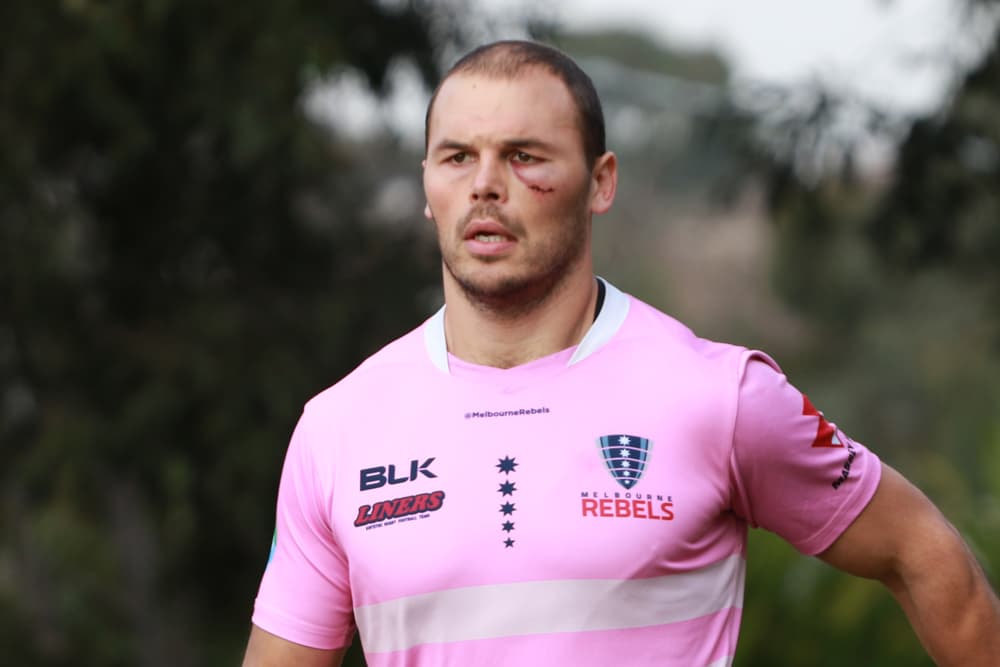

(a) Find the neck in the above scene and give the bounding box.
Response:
[442,267,599,369]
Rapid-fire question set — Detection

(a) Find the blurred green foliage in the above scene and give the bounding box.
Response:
[2,1,999,666]
[1,1,440,665]
[731,12,1000,667]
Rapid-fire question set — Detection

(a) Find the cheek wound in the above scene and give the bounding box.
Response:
[513,167,555,194]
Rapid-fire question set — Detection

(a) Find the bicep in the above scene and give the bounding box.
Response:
[242,625,348,667]
[252,414,356,645]
[818,462,962,585]
[730,357,883,554]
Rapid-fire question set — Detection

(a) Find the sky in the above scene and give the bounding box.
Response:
[313,0,995,144]
[516,0,993,114]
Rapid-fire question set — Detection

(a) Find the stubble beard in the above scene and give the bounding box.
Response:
[439,200,590,320]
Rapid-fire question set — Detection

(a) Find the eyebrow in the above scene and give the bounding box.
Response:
[429,137,558,154]
[429,139,471,154]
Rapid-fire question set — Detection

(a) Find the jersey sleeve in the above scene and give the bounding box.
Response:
[251,410,356,649]
[729,355,882,555]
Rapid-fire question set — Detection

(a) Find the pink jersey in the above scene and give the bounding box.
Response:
[252,279,881,666]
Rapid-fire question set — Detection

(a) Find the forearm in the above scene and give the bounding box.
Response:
[881,516,1000,665]
[821,463,1000,666]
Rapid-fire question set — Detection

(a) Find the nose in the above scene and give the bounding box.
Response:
[471,154,507,202]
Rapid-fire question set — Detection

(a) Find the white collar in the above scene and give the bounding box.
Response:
[423,277,630,374]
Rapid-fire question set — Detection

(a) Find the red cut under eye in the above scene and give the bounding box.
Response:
[512,161,556,194]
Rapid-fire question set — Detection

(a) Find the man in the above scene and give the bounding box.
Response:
[243,40,1000,666]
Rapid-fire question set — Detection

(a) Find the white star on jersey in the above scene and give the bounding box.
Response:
[618,436,631,445]
[619,448,629,457]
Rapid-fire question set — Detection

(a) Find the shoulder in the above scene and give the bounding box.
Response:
[614,292,761,375]
[588,290,772,441]
[303,315,437,416]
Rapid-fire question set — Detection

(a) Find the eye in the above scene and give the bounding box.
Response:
[512,151,535,164]
[449,152,468,164]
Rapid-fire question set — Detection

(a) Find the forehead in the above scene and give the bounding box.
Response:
[427,70,581,148]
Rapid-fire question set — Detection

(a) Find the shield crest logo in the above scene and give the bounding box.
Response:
[598,434,651,489]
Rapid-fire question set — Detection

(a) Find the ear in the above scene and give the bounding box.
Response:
[421,158,434,220]
[588,151,618,215]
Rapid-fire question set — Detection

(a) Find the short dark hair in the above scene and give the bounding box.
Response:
[424,40,606,168]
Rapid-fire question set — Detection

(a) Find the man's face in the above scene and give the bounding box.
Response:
[423,69,606,312]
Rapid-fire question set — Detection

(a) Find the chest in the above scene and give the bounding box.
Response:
[330,377,745,605]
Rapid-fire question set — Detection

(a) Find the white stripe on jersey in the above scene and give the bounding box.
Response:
[354,553,745,653]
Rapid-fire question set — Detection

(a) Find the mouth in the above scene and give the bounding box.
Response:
[463,220,516,243]
[472,233,509,243]
[462,218,518,256]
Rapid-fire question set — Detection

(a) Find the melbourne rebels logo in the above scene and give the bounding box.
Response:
[598,434,650,489]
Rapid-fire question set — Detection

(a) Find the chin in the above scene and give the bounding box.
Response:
[457,272,529,299]
[448,264,570,316]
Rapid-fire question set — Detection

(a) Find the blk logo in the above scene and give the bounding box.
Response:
[360,458,437,491]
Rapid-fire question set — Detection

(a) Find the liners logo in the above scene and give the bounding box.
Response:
[360,457,437,491]
[598,434,651,489]
[580,491,675,521]
[354,490,446,528]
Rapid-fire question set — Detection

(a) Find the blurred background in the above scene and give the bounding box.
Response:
[2,0,999,664]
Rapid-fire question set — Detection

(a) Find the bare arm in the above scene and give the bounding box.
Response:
[819,462,1000,666]
[241,625,348,667]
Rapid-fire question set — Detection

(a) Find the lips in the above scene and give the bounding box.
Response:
[462,218,518,256]
[463,219,516,242]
